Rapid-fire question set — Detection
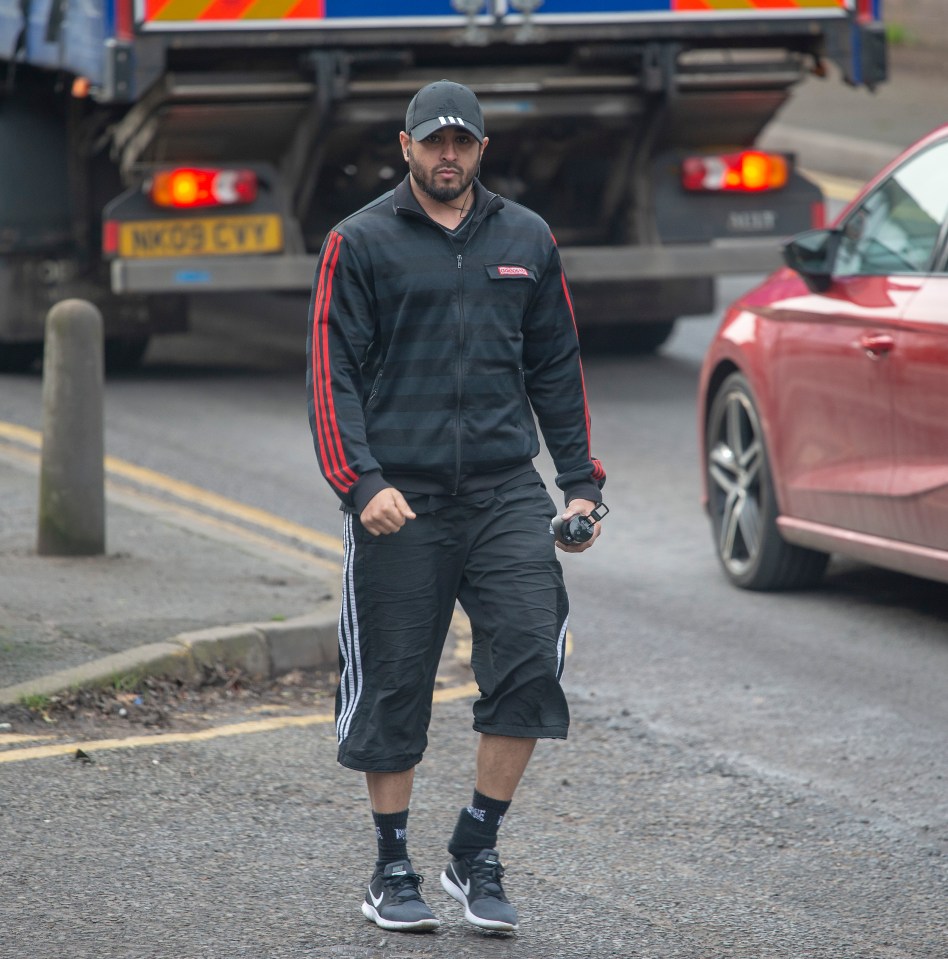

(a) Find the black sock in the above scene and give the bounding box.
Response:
[448,789,511,859]
[373,809,409,873]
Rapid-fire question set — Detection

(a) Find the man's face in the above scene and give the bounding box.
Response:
[404,128,485,203]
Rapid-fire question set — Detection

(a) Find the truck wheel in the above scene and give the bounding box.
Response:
[581,320,676,355]
[616,320,676,354]
[705,372,828,591]
[104,336,150,373]
[0,342,43,373]
[1,338,149,375]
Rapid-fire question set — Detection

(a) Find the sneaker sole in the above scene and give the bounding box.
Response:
[361,901,440,932]
[439,871,519,932]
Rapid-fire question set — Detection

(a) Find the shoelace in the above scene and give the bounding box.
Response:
[385,869,425,902]
[468,858,507,899]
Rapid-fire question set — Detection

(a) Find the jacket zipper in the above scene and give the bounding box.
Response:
[366,367,383,408]
[449,213,497,494]
[402,200,496,495]
[454,252,464,494]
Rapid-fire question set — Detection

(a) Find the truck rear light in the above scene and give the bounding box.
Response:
[856,0,878,23]
[114,0,134,40]
[682,151,789,193]
[149,168,258,209]
[103,219,119,255]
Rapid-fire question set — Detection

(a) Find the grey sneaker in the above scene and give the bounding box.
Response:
[440,848,519,932]
[361,860,440,932]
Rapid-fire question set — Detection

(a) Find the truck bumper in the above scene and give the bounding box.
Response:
[110,241,784,294]
[110,256,317,293]
[559,243,783,282]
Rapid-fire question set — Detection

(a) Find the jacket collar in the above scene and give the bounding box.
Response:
[393,175,504,224]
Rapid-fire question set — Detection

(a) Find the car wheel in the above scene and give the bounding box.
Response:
[705,372,828,590]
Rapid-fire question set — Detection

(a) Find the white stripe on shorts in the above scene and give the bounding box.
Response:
[336,513,363,742]
[555,610,569,680]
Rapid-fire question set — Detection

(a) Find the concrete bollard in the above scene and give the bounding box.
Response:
[37,299,106,556]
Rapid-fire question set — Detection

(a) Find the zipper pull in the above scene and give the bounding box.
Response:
[457,254,462,269]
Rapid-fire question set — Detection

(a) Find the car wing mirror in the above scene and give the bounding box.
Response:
[782,228,841,293]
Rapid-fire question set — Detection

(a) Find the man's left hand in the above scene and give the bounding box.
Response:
[555,499,602,553]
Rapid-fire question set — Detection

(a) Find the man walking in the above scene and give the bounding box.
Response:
[307,79,606,933]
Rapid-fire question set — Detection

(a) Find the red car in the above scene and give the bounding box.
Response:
[698,124,948,590]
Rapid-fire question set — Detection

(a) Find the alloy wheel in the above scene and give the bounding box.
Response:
[707,382,765,578]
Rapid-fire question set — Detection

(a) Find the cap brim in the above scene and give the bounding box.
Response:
[410,117,484,142]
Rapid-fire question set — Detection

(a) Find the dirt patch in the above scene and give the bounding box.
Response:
[0,665,339,739]
[0,649,473,743]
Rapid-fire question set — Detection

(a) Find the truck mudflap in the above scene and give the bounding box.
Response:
[109,240,783,295]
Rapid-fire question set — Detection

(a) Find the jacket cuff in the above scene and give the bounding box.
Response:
[351,471,392,514]
[564,483,603,508]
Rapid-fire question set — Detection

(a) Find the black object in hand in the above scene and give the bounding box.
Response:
[552,503,609,545]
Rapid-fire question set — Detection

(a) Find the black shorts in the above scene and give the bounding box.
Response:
[334,480,570,772]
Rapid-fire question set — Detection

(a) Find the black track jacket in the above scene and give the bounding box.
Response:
[307,175,606,514]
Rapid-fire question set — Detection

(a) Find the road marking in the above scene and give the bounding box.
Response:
[0,422,42,447]
[0,682,479,764]
[0,418,572,751]
[0,439,338,573]
[0,732,58,745]
[0,421,481,660]
[1,426,573,651]
[0,421,343,558]
[108,482,341,573]
[105,458,343,558]
[0,442,37,470]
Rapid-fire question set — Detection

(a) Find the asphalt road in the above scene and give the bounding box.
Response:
[1,279,945,958]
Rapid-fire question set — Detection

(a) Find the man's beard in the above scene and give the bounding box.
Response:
[407,148,477,203]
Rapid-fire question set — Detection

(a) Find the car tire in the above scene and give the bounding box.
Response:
[705,372,828,590]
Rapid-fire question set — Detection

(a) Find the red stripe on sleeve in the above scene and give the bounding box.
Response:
[559,268,594,457]
[311,232,359,493]
[318,235,359,486]
[310,234,345,491]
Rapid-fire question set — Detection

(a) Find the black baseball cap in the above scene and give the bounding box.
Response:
[405,80,485,143]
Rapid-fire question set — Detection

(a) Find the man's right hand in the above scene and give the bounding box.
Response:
[360,488,417,536]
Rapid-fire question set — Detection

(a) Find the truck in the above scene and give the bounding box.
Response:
[0,0,886,371]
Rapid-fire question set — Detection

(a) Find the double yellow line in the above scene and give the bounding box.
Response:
[0,420,481,763]
[0,684,481,765]
[0,421,342,571]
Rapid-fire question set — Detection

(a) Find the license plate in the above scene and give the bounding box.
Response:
[117,214,283,258]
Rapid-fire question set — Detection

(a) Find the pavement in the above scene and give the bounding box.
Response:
[759,57,947,183]
[1,55,946,711]
[0,428,342,706]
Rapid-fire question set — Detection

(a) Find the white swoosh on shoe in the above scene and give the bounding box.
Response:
[451,867,471,897]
